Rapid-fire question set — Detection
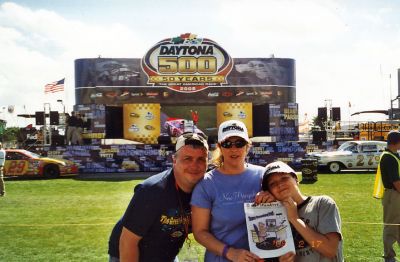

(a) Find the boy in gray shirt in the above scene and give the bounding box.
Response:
[260,161,343,262]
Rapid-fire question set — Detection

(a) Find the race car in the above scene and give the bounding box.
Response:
[4,149,78,178]
[164,119,205,137]
[307,140,386,173]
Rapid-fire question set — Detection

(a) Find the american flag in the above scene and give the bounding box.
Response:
[44,78,64,94]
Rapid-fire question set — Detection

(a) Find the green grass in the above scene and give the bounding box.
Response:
[0,178,136,261]
[0,174,398,261]
[299,173,399,262]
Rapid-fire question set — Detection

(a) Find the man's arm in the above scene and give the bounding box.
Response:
[120,184,158,262]
[119,227,142,262]
[393,180,400,192]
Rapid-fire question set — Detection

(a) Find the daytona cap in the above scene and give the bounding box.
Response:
[218,120,250,143]
[175,132,209,152]
[262,161,297,190]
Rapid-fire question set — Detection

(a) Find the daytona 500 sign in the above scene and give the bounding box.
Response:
[141,33,233,93]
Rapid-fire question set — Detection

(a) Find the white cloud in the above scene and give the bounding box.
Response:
[0,2,146,126]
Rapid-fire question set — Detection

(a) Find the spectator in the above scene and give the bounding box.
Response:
[379,131,400,262]
[74,113,84,145]
[190,110,199,126]
[119,133,209,262]
[66,112,78,145]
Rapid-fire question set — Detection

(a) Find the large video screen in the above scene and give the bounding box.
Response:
[74,58,296,105]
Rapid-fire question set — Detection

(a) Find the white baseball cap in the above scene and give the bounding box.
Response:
[218,120,250,143]
[175,132,209,152]
[262,161,298,190]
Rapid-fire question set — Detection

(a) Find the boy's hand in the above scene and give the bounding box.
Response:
[255,191,276,204]
[282,197,299,221]
[279,251,295,262]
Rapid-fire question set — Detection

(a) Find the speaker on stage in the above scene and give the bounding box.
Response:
[35,111,45,125]
[106,106,123,139]
[312,130,327,144]
[50,111,59,125]
[332,107,341,121]
[316,107,328,128]
[253,104,269,137]
[318,107,327,122]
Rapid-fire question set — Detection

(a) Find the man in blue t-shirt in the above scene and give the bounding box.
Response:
[118,133,208,262]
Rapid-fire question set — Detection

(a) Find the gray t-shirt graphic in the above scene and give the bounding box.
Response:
[293,196,343,262]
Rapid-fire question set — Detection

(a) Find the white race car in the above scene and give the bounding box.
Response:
[307,140,386,173]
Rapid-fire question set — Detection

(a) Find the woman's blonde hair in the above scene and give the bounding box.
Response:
[211,145,224,168]
[211,142,252,168]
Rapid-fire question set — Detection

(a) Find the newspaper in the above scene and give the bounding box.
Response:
[244,202,295,258]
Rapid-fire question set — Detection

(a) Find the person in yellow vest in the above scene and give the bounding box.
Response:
[380,130,400,262]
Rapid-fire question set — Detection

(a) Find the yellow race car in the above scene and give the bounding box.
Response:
[4,149,78,178]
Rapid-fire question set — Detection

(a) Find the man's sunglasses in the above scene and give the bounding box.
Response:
[220,139,248,149]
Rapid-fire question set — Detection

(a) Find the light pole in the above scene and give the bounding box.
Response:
[43,103,51,146]
[57,99,67,141]
[390,96,400,120]
[57,99,65,114]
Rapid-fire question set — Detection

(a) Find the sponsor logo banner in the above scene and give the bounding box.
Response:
[142,33,233,93]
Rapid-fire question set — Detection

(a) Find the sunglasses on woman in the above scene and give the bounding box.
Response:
[220,139,248,149]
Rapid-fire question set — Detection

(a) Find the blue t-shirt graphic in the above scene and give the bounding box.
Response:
[191,164,265,262]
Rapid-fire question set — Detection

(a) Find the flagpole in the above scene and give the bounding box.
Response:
[64,77,68,114]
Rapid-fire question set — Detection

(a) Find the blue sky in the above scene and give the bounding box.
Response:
[1,0,400,126]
